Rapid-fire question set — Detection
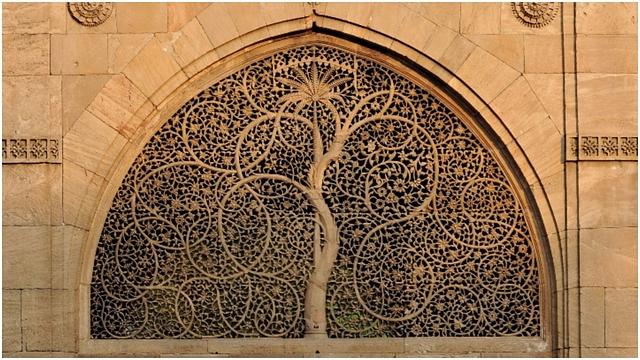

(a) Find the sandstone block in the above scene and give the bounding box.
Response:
[422,26,458,62]
[122,37,186,102]
[456,47,520,104]
[461,3,500,34]
[51,34,108,75]
[576,35,638,74]
[345,3,375,27]
[87,74,150,139]
[439,35,476,73]
[605,288,638,348]
[262,2,306,25]
[3,290,22,352]
[2,164,62,226]
[524,35,563,73]
[578,162,638,229]
[576,3,638,35]
[63,110,126,179]
[514,117,562,181]
[465,34,524,72]
[108,33,154,74]
[62,160,104,230]
[2,226,52,289]
[395,10,437,52]
[580,287,605,347]
[225,2,267,36]
[62,75,111,136]
[23,289,52,351]
[51,290,77,352]
[168,2,210,32]
[577,74,638,135]
[524,74,564,133]
[581,347,638,358]
[2,34,49,75]
[3,76,62,139]
[2,2,64,34]
[80,339,208,355]
[490,76,549,138]
[116,3,167,34]
[284,338,403,355]
[580,227,638,287]
[368,2,411,40]
[170,18,214,69]
[197,3,239,48]
[52,226,85,290]
[419,3,460,32]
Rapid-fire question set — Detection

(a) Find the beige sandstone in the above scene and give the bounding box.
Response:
[2,2,65,34]
[116,2,167,34]
[168,2,210,32]
[576,35,638,74]
[3,290,22,352]
[576,3,638,35]
[22,289,52,351]
[51,34,108,75]
[577,74,638,135]
[456,46,520,104]
[3,76,62,139]
[580,287,605,348]
[107,33,154,74]
[2,164,62,226]
[2,34,50,75]
[460,3,501,35]
[580,227,638,288]
[524,35,563,73]
[62,75,111,135]
[605,288,638,348]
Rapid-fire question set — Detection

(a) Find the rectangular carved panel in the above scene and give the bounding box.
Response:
[2,138,61,163]
[566,136,638,161]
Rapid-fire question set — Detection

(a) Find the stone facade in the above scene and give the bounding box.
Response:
[2,2,637,357]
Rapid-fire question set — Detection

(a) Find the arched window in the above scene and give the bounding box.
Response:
[90,40,545,341]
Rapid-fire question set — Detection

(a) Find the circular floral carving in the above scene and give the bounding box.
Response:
[91,44,540,339]
[68,2,114,27]
[511,2,559,28]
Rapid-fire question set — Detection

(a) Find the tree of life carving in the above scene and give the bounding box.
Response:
[91,45,540,339]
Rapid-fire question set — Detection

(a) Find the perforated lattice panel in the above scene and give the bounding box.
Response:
[91,44,540,339]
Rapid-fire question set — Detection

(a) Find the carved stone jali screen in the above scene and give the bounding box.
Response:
[91,44,541,339]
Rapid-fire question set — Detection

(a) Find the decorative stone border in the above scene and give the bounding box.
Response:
[566,136,638,161]
[2,138,61,163]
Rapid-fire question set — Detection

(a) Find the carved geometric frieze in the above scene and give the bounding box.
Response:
[511,2,560,28]
[2,138,61,164]
[566,136,638,161]
[68,2,114,27]
[91,44,541,339]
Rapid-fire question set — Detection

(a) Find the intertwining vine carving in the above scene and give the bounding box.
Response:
[91,44,540,339]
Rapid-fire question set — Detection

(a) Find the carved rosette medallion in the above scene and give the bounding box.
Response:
[68,2,114,26]
[511,2,559,28]
[91,44,541,339]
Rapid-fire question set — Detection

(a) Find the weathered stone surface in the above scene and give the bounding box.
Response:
[87,74,150,139]
[62,75,111,136]
[580,227,638,288]
[122,37,186,102]
[168,2,210,32]
[581,347,638,358]
[225,2,267,36]
[23,289,52,351]
[419,3,460,32]
[439,35,476,72]
[395,10,437,52]
[80,340,208,355]
[284,339,403,355]
[578,162,638,229]
[576,3,638,35]
[605,288,638,348]
[577,74,638,135]
[368,3,411,41]
[108,33,154,74]
[405,338,549,355]
[52,226,85,290]
[3,290,22,352]
[576,35,638,74]
[422,25,458,61]
[197,3,239,48]
[62,160,104,230]
[345,3,374,28]
[62,111,126,179]
[500,2,561,35]
[515,117,562,181]
[3,76,62,139]
[116,2,167,34]
[2,2,64,34]
[167,18,213,69]
[2,164,62,226]
[490,76,549,138]
[456,47,520,104]
[2,226,52,289]
[66,2,116,34]
[2,34,49,75]
[51,290,77,352]
[51,34,108,75]
[460,3,500,34]
[465,34,524,72]
[580,287,605,348]
[262,2,306,25]
[524,74,564,134]
[524,35,563,73]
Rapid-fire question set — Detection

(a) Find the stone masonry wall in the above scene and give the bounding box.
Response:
[2,2,637,357]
